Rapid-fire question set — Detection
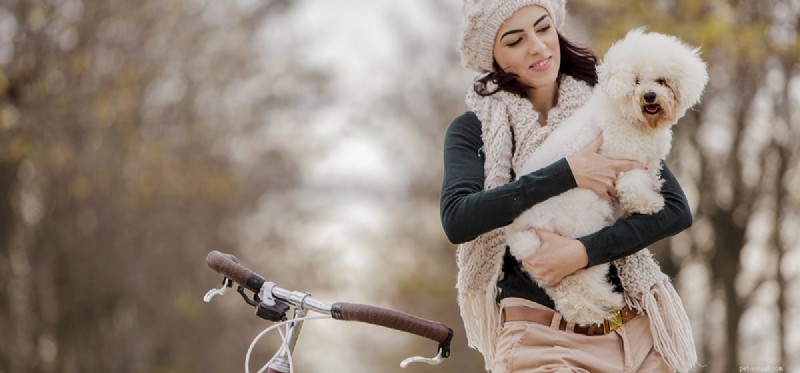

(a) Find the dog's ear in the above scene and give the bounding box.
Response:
[598,62,635,100]
[598,32,639,101]
[675,45,709,109]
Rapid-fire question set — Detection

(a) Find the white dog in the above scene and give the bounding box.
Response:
[505,29,708,325]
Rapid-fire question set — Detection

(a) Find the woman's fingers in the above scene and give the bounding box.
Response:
[529,228,550,241]
[611,159,646,173]
[568,133,649,201]
[522,229,590,287]
[594,180,615,201]
[596,186,612,201]
[574,133,603,156]
[587,133,603,153]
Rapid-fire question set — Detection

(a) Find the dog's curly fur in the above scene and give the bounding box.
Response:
[505,29,708,325]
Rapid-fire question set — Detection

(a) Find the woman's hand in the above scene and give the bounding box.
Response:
[521,229,589,287]
[567,134,645,201]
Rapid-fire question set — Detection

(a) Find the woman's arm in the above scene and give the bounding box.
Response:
[578,161,692,267]
[439,112,576,244]
[522,162,691,286]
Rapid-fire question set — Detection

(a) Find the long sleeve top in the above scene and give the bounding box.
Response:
[440,111,692,308]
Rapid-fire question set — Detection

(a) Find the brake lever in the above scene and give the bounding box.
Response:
[399,349,445,368]
[203,277,233,302]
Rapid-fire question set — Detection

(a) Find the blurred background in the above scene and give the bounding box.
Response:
[0,0,797,372]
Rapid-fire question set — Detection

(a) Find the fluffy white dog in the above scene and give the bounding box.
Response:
[505,29,708,325]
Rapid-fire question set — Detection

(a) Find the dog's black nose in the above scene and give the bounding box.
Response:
[644,92,657,103]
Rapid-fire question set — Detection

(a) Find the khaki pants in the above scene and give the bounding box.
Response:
[492,298,673,373]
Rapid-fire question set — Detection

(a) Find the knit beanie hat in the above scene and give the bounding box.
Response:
[458,0,567,73]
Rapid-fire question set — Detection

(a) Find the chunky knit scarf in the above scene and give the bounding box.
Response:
[457,75,697,372]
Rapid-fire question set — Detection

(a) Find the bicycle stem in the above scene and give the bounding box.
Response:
[269,287,333,315]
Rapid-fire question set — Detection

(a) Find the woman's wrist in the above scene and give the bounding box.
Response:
[568,239,590,271]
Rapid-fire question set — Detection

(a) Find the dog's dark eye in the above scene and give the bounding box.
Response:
[657,78,667,86]
[635,78,640,85]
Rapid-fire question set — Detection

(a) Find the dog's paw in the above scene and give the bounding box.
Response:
[616,170,665,214]
[637,192,664,214]
[545,265,628,325]
[620,188,664,214]
[558,299,612,326]
[505,229,541,261]
[596,292,626,313]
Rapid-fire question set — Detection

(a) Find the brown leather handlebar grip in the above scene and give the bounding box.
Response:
[206,250,264,292]
[331,302,454,351]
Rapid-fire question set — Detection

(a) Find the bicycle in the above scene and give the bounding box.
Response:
[203,250,454,373]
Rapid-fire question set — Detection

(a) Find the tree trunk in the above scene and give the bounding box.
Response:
[710,211,745,373]
[774,148,789,373]
[773,59,794,373]
[0,160,19,372]
[0,161,17,248]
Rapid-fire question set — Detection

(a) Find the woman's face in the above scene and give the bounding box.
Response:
[492,5,560,91]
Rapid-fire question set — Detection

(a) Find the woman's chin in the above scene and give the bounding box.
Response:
[526,76,559,92]
[519,69,558,89]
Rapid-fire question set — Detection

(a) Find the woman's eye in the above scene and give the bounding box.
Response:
[537,25,551,33]
[507,38,522,47]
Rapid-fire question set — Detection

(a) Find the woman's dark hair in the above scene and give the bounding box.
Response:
[474,31,598,98]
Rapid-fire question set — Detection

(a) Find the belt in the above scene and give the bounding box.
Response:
[502,305,639,336]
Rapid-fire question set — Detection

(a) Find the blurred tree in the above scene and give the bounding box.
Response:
[0,0,336,371]
[372,1,492,371]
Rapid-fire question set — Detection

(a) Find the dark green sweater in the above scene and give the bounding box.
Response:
[440,111,692,309]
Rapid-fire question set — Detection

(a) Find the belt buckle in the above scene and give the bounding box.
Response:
[603,310,623,334]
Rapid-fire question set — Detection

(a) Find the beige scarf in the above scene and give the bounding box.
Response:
[457,75,697,372]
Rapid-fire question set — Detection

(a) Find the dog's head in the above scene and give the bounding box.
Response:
[597,29,708,130]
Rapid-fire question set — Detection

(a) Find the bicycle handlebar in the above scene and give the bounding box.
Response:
[331,302,453,349]
[207,250,265,293]
[206,250,454,355]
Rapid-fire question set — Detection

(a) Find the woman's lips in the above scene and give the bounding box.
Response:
[530,57,552,72]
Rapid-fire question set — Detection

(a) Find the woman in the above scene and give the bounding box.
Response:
[441,1,697,372]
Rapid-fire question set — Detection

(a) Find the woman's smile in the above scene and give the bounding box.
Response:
[530,57,552,72]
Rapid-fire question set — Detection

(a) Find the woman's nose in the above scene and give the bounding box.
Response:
[527,35,546,55]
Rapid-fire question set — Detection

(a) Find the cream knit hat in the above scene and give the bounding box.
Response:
[458,0,567,73]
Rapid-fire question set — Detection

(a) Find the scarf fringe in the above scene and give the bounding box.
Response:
[627,280,698,373]
[458,286,501,372]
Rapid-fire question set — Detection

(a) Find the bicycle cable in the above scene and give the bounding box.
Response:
[245,315,332,373]
[257,325,290,373]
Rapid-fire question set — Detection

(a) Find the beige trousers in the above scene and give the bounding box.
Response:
[491,297,673,373]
